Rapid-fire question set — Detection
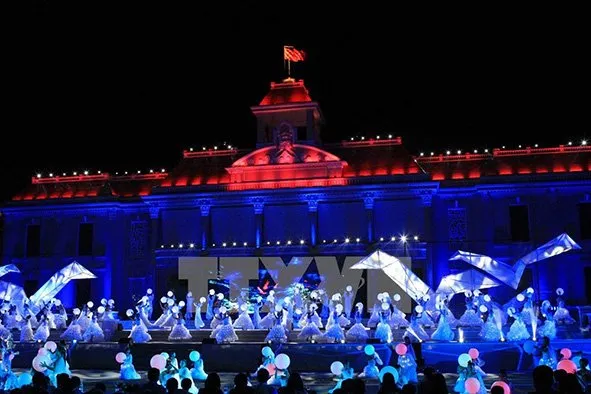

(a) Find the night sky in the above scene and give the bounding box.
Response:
[2,4,588,201]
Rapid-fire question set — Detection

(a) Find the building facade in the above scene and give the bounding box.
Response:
[2,79,591,310]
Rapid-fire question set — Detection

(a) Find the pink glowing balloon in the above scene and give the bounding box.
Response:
[557,359,577,374]
[560,348,572,360]
[115,352,127,364]
[491,381,511,393]
[32,356,47,372]
[150,354,166,371]
[465,377,481,394]
[468,348,479,359]
[395,343,407,356]
[37,348,48,356]
[44,341,57,352]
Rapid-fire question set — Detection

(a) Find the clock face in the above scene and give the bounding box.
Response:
[278,122,294,142]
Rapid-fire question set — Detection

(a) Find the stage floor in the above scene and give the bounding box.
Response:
[12,369,533,393]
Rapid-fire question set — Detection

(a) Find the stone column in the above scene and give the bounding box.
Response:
[254,201,264,248]
[308,199,318,246]
[364,196,375,243]
[200,203,211,250]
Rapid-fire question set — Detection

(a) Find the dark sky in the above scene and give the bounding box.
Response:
[2,4,588,201]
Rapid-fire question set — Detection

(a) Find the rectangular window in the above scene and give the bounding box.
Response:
[297,126,307,141]
[78,223,94,256]
[579,203,591,240]
[509,205,530,242]
[26,224,41,257]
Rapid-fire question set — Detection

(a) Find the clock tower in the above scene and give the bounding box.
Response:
[251,79,323,147]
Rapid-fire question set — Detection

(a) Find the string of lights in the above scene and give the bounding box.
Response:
[159,234,420,249]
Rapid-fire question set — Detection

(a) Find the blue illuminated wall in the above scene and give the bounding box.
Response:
[1,177,590,310]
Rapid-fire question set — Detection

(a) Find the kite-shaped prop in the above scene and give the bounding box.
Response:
[29,261,96,306]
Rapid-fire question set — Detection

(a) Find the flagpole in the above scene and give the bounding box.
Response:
[287,59,291,78]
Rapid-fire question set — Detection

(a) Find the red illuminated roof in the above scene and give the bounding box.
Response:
[415,145,591,180]
[258,79,312,106]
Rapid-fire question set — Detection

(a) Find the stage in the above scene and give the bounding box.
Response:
[12,325,591,373]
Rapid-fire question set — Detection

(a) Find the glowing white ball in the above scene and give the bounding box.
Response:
[526,287,534,294]
[393,294,401,302]
[87,301,94,308]
[415,305,424,314]
[479,305,488,313]
[179,301,186,308]
[275,304,283,312]
[160,297,168,304]
[73,308,81,316]
[97,306,105,314]
[381,302,390,311]
[199,297,206,304]
[240,304,247,312]
[167,291,174,297]
[172,306,179,314]
[516,294,525,302]
[147,288,153,295]
[126,309,134,317]
[219,306,227,314]
[209,289,215,295]
[483,295,491,302]
[217,293,224,300]
[346,285,353,292]
[336,304,344,313]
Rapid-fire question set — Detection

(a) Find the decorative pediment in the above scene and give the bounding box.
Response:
[226,143,347,183]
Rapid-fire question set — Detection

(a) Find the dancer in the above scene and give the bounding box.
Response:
[185,292,195,320]
[346,303,369,342]
[214,307,239,343]
[168,314,192,341]
[252,296,263,329]
[153,297,172,327]
[61,313,83,342]
[178,359,198,394]
[454,360,486,394]
[76,305,91,332]
[431,303,455,341]
[536,336,557,369]
[83,314,105,342]
[389,294,410,329]
[19,316,34,342]
[324,305,346,343]
[206,289,215,321]
[479,308,502,342]
[265,306,288,344]
[258,293,276,330]
[554,288,576,325]
[358,346,383,379]
[41,341,71,387]
[406,307,430,342]
[521,289,536,326]
[367,294,383,328]
[397,344,418,386]
[233,304,255,330]
[129,312,152,343]
[537,300,557,340]
[0,334,19,391]
[119,347,141,380]
[329,363,354,393]
[298,304,323,342]
[193,297,206,329]
[210,308,224,330]
[293,284,304,311]
[374,303,393,343]
[33,315,50,343]
[506,307,530,341]
[458,291,484,327]
[53,302,68,331]
[417,295,435,327]
[160,353,180,386]
[343,285,354,318]
[190,351,208,381]
[257,347,275,372]
[146,288,155,320]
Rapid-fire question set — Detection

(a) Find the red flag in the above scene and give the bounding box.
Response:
[284,46,306,62]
